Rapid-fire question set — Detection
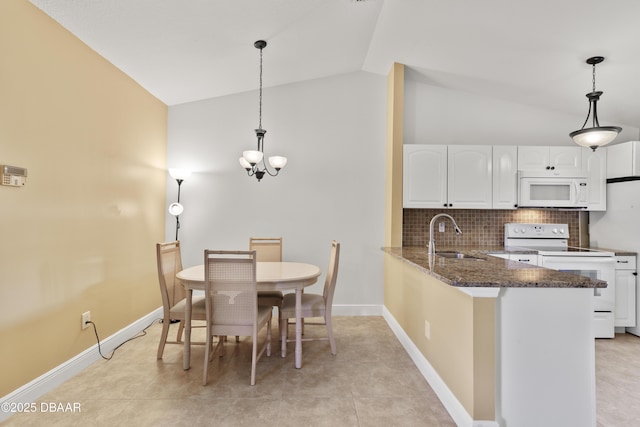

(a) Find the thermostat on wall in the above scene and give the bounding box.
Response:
[1,164,27,186]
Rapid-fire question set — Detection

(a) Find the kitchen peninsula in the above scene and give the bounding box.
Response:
[382,246,604,427]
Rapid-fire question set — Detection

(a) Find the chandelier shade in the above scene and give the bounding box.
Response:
[268,156,287,169]
[242,150,263,165]
[239,40,287,181]
[569,56,621,151]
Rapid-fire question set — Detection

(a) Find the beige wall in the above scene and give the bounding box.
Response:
[384,63,403,248]
[0,0,167,396]
[383,254,495,419]
[383,63,495,420]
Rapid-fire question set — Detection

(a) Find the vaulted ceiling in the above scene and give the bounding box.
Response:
[30,0,640,130]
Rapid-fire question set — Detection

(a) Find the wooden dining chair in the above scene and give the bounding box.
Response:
[156,241,206,359]
[203,250,272,386]
[249,237,284,330]
[279,240,340,356]
[249,237,282,262]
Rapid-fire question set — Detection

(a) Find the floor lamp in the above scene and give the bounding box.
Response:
[168,169,191,241]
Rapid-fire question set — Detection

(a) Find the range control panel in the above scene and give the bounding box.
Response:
[504,223,569,239]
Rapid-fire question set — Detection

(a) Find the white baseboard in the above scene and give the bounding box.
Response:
[0,307,163,423]
[382,306,498,427]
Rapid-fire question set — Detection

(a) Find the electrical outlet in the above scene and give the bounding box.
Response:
[81,311,91,330]
[438,222,445,232]
[424,320,431,339]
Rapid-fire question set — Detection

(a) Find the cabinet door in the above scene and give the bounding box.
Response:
[582,148,607,211]
[550,147,582,174]
[606,141,640,179]
[615,256,637,327]
[448,145,492,209]
[493,146,518,209]
[517,146,582,174]
[403,145,447,208]
[517,146,549,170]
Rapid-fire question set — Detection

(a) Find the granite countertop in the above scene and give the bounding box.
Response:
[587,247,637,257]
[382,246,607,289]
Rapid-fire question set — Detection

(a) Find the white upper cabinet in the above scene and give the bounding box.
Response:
[606,141,640,179]
[492,146,518,209]
[517,146,549,170]
[403,145,492,209]
[518,146,583,174]
[448,145,493,209]
[404,144,607,211]
[582,148,607,211]
[403,145,447,208]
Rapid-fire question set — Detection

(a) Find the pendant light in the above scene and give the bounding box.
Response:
[569,56,621,151]
[239,40,287,181]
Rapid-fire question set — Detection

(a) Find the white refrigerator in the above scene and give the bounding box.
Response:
[590,179,640,336]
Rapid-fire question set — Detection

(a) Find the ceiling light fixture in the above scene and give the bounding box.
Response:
[239,40,287,182]
[569,56,621,151]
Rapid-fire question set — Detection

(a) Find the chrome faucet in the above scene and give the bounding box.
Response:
[428,213,463,256]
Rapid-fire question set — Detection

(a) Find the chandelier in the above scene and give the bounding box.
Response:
[239,40,287,181]
[569,56,621,151]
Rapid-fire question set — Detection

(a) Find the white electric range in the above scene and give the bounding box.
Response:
[505,223,616,338]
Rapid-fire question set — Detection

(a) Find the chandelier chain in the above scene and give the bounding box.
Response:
[258,46,263,129]
[592,62,597,93]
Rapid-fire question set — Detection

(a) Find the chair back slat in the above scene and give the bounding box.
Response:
[156,241,184,310]
[249,237,282,262]
[323,241,341,309]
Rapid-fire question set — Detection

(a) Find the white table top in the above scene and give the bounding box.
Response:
[177,261,321,290]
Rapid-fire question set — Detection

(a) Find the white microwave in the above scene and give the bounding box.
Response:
[518,171,588,208]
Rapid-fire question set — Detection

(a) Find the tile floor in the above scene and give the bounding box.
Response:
[595,332,640,427]
[3,317,455,426]
[5,317,640,426]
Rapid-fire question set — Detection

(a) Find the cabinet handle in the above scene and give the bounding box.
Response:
[617,260,629,264]
[514,204,518,208]
[633,272,638,276]
[551,166,555,170]
[443,203,447,207]
[546,166,551,170]
[448,204,452,207]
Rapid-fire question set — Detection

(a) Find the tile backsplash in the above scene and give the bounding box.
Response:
[403,209,583,248]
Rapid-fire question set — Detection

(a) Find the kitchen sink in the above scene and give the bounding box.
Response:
[435,251,484,260]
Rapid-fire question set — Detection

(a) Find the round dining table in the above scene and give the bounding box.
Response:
[176,261,321,369]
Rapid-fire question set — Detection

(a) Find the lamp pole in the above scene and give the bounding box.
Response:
[174,178,183,240]
[168,169,191,241]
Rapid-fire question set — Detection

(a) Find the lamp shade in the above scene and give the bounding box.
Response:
[570,127,621,149]
[169,169,192,181]
[268,156,287,170]
[239,157,252,170]
[168,202,184,216]
[243,150,263,165]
